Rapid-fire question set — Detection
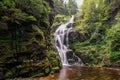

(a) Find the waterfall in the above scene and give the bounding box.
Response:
[54,15,84,66]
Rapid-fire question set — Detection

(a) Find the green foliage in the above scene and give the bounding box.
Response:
[52,14,70,33]
[65,0,78,15]
[0,0,61,78]
[53,0,78,15]
[110,51,120,64]
[72,0,120,67]
[53,0,64,14]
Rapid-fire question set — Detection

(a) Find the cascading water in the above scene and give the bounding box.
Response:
[54,15,84,66]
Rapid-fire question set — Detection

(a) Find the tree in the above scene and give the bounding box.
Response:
[53,0,78,15]
[66,0,78,15]
[53,0,64,15]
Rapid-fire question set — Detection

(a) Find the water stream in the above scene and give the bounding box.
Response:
[54,15,83,66]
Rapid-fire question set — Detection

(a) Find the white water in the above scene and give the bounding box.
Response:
[54,15,84,66]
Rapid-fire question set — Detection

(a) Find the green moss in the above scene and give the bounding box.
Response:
[0,0,61,79]
[31,73,45,78]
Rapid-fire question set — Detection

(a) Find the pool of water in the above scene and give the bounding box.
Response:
[38,66,120,80]
[15,66,120,80]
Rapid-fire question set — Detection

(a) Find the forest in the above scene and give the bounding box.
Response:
[53,0,120,67]
[0,0,120,79]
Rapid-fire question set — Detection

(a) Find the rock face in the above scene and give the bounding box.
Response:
[0,0,61,79]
